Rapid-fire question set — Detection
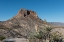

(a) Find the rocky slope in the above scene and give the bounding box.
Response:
[0,9,47,38]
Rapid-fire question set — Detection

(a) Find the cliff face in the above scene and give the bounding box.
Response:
[0,9,45,38]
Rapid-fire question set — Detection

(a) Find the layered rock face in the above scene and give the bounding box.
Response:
[0,9,45,38]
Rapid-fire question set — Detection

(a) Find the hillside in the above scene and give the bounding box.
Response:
[0,9,47,38]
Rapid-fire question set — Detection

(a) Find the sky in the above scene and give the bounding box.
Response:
[0,0,64,22]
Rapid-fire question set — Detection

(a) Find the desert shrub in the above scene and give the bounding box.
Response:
[28,31,44,42]
[43,27,52,39]
[32,27,53,42]
[29,27,52,38]
[45,27,52,32]
[34,31,43,39]
[0,35,6,41]
[28,27,64,42]
[50,31,63,42]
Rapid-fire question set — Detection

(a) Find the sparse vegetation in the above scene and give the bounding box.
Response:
[34,31,43,39]
[43,19,47,24]
[50,31,63,42]
[28,27,63,42]
[0,35,6,41]
[28,27,52,42]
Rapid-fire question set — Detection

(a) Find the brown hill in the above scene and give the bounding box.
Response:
[0,9,46,38]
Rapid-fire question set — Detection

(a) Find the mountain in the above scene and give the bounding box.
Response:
[0,9,47,38]
[1,9,64,42]
[48,22,64,27]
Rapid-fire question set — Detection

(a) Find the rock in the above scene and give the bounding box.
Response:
[3,38,29,42]
[18,9,37,18]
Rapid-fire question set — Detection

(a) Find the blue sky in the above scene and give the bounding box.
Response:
[0,0,64,22]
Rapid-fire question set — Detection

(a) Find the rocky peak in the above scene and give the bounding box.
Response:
[0,8,46,38]
[17,9,38,18]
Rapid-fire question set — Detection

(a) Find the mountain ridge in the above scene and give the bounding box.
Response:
[0,9,46,38]
[48,22,64,27]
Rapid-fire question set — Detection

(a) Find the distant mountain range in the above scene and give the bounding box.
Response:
[48,22,64,27]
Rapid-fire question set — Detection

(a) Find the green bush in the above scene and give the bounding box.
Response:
[45,27,52,32]
[50,31,62,42]
[34,30,46,39]
[33,27,52,39]
[0,35,6,41]
[34,34,42,39]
